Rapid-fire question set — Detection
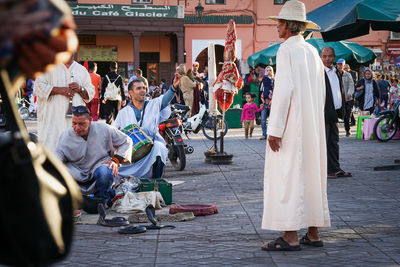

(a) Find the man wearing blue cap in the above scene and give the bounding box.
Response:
[336,59,354,137]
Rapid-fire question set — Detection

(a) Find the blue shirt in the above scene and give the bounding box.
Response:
[378,80,390,95]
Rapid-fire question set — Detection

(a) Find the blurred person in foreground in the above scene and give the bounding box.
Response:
[261,0,330,251]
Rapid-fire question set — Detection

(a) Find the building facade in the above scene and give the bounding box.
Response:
[70,0,398,80]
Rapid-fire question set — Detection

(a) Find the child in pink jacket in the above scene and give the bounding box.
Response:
[241,93,264,138]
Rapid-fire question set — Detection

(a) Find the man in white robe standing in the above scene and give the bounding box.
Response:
[34,56,95,150]
[113,75,179,178]
[261,0,330,251]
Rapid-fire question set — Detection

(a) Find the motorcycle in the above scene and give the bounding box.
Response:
[173,103,228,140]
[373,100,400,142]
[158,110,193,171]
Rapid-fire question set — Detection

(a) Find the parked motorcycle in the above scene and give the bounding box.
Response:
[173,103,228,140]
[159,110,193,171]
[373,100,400,142]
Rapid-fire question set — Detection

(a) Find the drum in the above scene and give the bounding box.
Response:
[121,124,153,163]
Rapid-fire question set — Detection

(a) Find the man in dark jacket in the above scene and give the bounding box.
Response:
[101,62,125,124]
[321,47,352,179]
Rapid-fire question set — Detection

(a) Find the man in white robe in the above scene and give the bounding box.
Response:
[113,76,178,178]
[34,56,95,150]
[262,0,330,251]
[55,106,132,205]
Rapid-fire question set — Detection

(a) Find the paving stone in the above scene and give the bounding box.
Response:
[23,125,400,267]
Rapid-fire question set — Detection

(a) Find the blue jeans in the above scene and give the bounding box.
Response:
[93,165,115,205]
[261,107,270,137]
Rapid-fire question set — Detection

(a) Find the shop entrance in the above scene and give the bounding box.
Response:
[140,52,160,85]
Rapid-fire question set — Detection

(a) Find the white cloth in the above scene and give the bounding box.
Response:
[113,96,171,178]
[34,61,95,151]
[325,66,342,109]
[263,35,330,231]
[112,191,165,213]
[390,86,400,103]
[55,122,132,194]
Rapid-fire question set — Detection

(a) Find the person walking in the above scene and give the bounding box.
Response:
[261,0,330,251]
[354,68,380,115]
[87,62,101,121]
[101,62,126,124]
[241,93,263,139]
[336,59,354,137]
[377,74,390,109]
[259,66,274,140]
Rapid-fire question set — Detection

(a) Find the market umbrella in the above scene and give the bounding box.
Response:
[213,19,243,112]
[248,43,280,67]
[307,0,400,42]
[247,38,376,69]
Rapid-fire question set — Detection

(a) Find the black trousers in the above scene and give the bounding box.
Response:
[104,100,119,125]
[344,100,353,132]
[326,121,341,174]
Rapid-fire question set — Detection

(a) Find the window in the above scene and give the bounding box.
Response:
[132,0,152,3]
[274,0,287,4]
[390,31,400,40]
[206,0,226,4]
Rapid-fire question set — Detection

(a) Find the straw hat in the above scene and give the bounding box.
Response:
[268,0,320,30]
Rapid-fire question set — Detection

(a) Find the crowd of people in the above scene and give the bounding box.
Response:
[241,53,400,140]
[4,0,400,257]
[28,57,211,208]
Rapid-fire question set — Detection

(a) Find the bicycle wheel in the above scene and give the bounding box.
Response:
[373,114,398,142]
[202,116,228,140]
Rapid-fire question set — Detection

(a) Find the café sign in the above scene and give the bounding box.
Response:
[69,4,185,19]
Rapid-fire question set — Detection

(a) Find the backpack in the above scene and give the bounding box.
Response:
[104,75,121,101]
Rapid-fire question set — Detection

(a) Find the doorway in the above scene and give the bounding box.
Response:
[195,45,225,74]
[140,52,160,84]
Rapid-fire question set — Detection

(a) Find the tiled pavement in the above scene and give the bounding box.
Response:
[25,121,400,267]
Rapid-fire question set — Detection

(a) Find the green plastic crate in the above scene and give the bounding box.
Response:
[139,178,172,205]
[225,108,242,128]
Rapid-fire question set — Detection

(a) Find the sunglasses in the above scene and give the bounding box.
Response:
[72,106,90,114]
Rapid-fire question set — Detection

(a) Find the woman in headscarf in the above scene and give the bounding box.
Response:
[177,64,196,116]
[355,68,380,114]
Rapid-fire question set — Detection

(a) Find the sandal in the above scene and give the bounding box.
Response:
[328,170,352,179]
[336,170,352,177]
[261,237,301,251]
[300,234,324,247]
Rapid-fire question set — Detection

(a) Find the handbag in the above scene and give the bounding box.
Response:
[0,67,82,265]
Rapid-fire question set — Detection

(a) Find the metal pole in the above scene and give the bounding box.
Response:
[213,116,217,152]
[220,92,226,153]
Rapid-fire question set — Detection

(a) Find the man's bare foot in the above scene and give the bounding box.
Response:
[307,227,320,241]
[282,231,299,246]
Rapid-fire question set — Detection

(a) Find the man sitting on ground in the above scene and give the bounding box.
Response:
[113,74,180,178]
[55,106,132,205]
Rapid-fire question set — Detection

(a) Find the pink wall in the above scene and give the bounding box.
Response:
[76,0,391,65]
